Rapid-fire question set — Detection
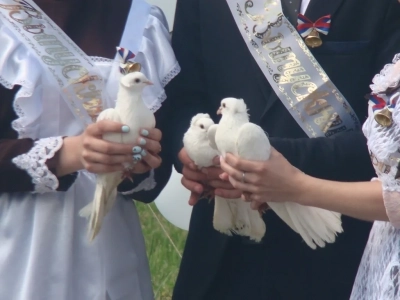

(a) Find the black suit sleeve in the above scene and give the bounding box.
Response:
[271,1,400,182]
[164,0,208,173]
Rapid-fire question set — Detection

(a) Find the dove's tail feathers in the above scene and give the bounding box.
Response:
[247,205,266,242]
[213,196,234,236]
[86,180,118,242]
[268,202,343,249]
[87,181,107,242]
[229,199,251,237]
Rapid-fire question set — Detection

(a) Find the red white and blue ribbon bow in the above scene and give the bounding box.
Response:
[116,46,136,74]
[369,94,397,114]
[297,14,331,38]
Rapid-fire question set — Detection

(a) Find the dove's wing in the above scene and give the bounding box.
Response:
[235,122,342,249]
[236,123,297,232]
[97,108,123,144]
[207,124,219,151]
[236,123,271,161]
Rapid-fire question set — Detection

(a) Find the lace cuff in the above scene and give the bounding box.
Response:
[121,169,156,195]
[12,137,63,194]
[383,190,400,228]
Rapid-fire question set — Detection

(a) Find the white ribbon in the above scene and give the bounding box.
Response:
[226,0,360,138]
[0,0,150,128]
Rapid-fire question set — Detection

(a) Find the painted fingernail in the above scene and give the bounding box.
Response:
[132,154,142,163]
[139,138,146,146]
[122,125,130,133]
[141,129,149,136]
[141,149,147,157]
[132,146,142,154]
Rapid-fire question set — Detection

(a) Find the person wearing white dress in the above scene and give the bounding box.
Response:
[0,0,180,299]
[219,54,400,299]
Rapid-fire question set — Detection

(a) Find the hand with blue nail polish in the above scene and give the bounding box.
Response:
[57,120,140,176]
[126,127,163,173]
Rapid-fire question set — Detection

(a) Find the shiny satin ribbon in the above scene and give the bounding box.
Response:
[226,0,360,138]
[297,14,331,37]
[369,94,398,114]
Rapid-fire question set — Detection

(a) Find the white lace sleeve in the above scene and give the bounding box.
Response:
[12,137,63,194]
[121,169,157,195]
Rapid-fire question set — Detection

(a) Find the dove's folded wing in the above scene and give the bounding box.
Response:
[207,124,219,151]
[97,108,123,144]
[236,123,271,161]
[235,122,342,249]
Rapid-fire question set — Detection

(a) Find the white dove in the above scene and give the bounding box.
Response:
[205,123,266,242]
[183,113,261,239]
[80,71,155,241]
[208,97,343,249]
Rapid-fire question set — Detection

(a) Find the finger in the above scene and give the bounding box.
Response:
[83,162,125,174]
[138,137,162,154]
[181,176,204,194]
[241,192,252,202]
[84,137,135,155]
[201,166,224,180]
[82,150,132,165]
[228,176,259,194]
[220,157,259,184]
[250,200,264,211]
[130,161,151,174]
[140,128,162,142]
[182,166,207,182]
[208,179,235,190]
[224,153,264,173]
[189,192,201,206]
[212,156,220,165]
[141,151,162,169]
[219,172,229,181]
[86,120,127,137]
[214,188,242,199]
[179,148,198,170]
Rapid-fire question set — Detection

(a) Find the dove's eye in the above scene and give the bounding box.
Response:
[222,103,226,108]
[135,79,141,83]
[200,124,205,129]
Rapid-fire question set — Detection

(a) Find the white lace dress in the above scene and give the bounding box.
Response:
[0,3,180,300]
[350,55,400,300]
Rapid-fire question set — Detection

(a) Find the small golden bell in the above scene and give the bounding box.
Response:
[305,28,323,48]
[125,62,142,73]
[374,108,393,127]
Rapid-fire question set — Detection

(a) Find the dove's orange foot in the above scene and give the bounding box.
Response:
[258,203,271,215]
[201,189,215,203]
[121,169,134,182]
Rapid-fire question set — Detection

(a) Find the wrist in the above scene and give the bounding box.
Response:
[56,136,84,176]
[295,172,318,206]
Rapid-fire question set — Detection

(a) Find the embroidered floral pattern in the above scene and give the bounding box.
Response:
[12,137,63,194]
[121,169,156,195]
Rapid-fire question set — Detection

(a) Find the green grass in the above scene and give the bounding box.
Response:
[136,202,188,300]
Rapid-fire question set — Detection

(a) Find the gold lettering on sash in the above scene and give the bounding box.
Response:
[0,0,107,125]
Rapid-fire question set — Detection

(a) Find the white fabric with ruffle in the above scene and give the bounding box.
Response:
[0,3,179,300]
[350,54,400,300]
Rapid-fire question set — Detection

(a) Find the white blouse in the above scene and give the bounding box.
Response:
[350,54,400,300]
